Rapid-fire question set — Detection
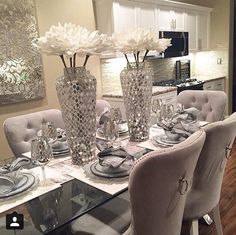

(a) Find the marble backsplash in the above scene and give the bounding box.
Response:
[100,50,228,94]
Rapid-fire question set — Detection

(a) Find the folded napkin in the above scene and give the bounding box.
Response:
[97,147,134,168]
[156,106,201,143]
[0,157,31,174]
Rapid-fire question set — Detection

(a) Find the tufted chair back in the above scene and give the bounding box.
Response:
[183,113,236,235]
[124,130,206,235]
[4,109,64,157]
[177,90,227,122]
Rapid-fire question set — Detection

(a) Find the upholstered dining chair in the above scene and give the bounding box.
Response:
[183,112,236,235]
[4,100,111,157]
[3,109,64,157]
[122,130,206,235]
[177,90,227,122]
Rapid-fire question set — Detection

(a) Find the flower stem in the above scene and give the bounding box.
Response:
[59,55,67,68]
[134,53,138,68]
[137,51,140,65]
[83,54,90,67]
[73,53,76,68]
[60,55,71,81]
[142,50,149,62]
[124,54,130,68]
[70,57,73,67]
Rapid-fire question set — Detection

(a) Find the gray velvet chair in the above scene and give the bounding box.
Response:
[123,130,206,235]
[4,109,64,157]
[183,113,236,235]
[177,90,227,122]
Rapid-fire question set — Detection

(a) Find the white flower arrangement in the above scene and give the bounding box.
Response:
[34,22,113,68]
[112,28,172,67]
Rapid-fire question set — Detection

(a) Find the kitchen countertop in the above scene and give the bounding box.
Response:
[102,86,177,99]
[196,75,226,82]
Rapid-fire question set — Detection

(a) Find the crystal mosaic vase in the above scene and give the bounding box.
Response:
[56,67,96,165]
[120,62,153,142]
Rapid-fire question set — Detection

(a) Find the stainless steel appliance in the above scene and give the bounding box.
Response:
[176,59,191,80]
[153,78,204,94]
[159,31,189,58]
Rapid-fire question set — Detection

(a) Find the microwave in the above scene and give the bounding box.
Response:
[159,31,189,58]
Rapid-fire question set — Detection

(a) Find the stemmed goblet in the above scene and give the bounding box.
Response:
[42,121,58,143]
[103,119,119,148]
[31,136,53,185]
[152,99,163,124]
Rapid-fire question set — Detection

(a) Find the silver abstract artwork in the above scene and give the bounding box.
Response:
[0,0,45,105]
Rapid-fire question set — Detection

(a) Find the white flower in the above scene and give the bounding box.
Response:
[34,22,112,57]
[34,23,81,56]
[112,28,171,57]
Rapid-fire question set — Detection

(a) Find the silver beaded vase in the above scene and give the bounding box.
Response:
[120,62,153,142]
[56,67,96,165]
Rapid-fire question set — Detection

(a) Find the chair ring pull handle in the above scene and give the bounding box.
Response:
[178,178,189,195]
[225,146,232,160]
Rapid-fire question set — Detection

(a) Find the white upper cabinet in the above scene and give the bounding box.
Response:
[197,12,210,50]
[185,10,198,51]
[158,6,185,31]
[137,3,157,33]
[113,0,137,32]
[94,0,212,51]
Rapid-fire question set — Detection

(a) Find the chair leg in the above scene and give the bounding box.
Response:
[190,220,199,235]
[212,204,223,235]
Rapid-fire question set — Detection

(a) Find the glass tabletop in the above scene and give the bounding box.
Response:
[0,148,151,234]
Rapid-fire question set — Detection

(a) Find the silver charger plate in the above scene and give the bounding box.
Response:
[53,148,70,157]
[0,173,35,198]
[152,134,183,148]
[90,156,134,178]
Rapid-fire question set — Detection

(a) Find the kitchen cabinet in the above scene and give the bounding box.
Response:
[197,12,210,50]
[137,2,157,33]
[185,10,198,51]
[113,0,137,33]
[94,0,212,51]
[157,6,185,31]
[203,78,225,91]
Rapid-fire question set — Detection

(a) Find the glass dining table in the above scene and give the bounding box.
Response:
[0,143,151,235]
[0,119,203,235]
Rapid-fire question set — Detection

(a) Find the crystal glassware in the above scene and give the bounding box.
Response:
[42,122,58,143]
[31,137,52,184]
[103,119,119,148]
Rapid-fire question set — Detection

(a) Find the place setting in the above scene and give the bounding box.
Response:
[0,157,36,199]
[96,108,129,141]
[38,122,70,157]
[65,109,135,195]
[152,102,201,147]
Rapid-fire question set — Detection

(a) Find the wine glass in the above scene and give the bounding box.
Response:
[103,119,119,148]
[110,108,122,124]
[152,99,163,124]
[31,137,53,185]
[166,104,174,121]
[42,122,58,143]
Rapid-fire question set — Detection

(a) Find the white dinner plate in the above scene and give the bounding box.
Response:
[0,173,35,198]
